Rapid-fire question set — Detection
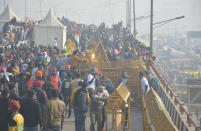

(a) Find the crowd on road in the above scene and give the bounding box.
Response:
[0,17,159,131]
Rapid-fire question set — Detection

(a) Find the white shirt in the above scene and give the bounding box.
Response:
[141,77,150,94]
[53,40,58,47]
[114,49,118,55]
[87,73,96,90]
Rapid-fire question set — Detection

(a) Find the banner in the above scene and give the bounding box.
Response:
[66,39,75,55]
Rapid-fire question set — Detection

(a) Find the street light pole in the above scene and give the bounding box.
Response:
[153,16,185,29]
[150,0,154,56]
[133,0,136,37]
[153,16,185,25]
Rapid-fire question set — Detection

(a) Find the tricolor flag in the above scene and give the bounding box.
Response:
[43,49,51,67]
[74,31,79,49]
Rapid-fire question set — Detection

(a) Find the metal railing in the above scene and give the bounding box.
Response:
[151,65,201,131]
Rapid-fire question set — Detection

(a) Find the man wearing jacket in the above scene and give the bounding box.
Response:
[8,100,24,131]
[44,89,65,131]
[73,81,89,131]
[20,89,42,131]
[0,89,10,131]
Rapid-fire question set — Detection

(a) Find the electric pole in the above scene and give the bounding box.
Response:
[133,0,136,37]
[150,0,154,56]
[126,0,131,32]
[40,0,42,19]
[4,0,6,9]
[25,0,27,21]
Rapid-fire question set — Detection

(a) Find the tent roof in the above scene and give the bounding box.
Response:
[0,5,21,22]
[38,9,65,28]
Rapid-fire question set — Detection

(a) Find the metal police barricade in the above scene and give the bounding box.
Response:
[106,83,131,131]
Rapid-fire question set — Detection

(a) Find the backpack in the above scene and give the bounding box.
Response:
[75,91,88,112]
[151,77,160,91]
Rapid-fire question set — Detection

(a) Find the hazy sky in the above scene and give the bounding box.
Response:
[1,0,201,35]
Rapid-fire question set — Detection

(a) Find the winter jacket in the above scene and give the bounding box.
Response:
[44,97,65,126]
[8,112,24,131]
[20,98,42,127]
[74,88,89,113]
[0,97,10,130]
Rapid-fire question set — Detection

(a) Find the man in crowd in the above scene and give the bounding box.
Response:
[73,81,89,131]
[0,89,10,131]
[48,67,60,90]
[9,82,19,100]
[89,86,109,131]
[144,69,160,92]
[20,89,42,131]
[139,72,150,95]
[34,70,44,88]
[8,100,24,131]
[87,68,99,95]
[70,50,86,73]
[53,37,59,53]
[44,89,65,131]
[119,71,128,86]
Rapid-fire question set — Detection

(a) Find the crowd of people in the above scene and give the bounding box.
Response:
[1,17,33,45]
[0,15,158,131]
[60,17,150,61]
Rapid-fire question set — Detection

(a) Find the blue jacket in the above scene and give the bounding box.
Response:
[74,88,88,113]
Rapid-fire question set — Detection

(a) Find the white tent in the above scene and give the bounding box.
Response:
[33,9,66,49]
[0,5,21,32]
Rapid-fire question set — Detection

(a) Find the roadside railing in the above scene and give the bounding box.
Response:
[151,65,201,131]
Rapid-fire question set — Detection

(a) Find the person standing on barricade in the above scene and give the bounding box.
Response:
[70,50,86,77]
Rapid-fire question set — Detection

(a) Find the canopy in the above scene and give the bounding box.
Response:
[0,5,21,32]
[33,9,66,49]
[0,5,21,22]
[37,9,65,28]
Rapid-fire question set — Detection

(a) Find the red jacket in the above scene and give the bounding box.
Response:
[50,75,58,90]
[27,76,34,88]
[34,80,44,88]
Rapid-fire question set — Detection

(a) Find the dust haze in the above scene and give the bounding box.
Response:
[1,0,200,35]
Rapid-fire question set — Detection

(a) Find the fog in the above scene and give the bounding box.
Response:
[1,0,200,35]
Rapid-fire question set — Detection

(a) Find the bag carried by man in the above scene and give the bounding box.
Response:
[150,77,160,91]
